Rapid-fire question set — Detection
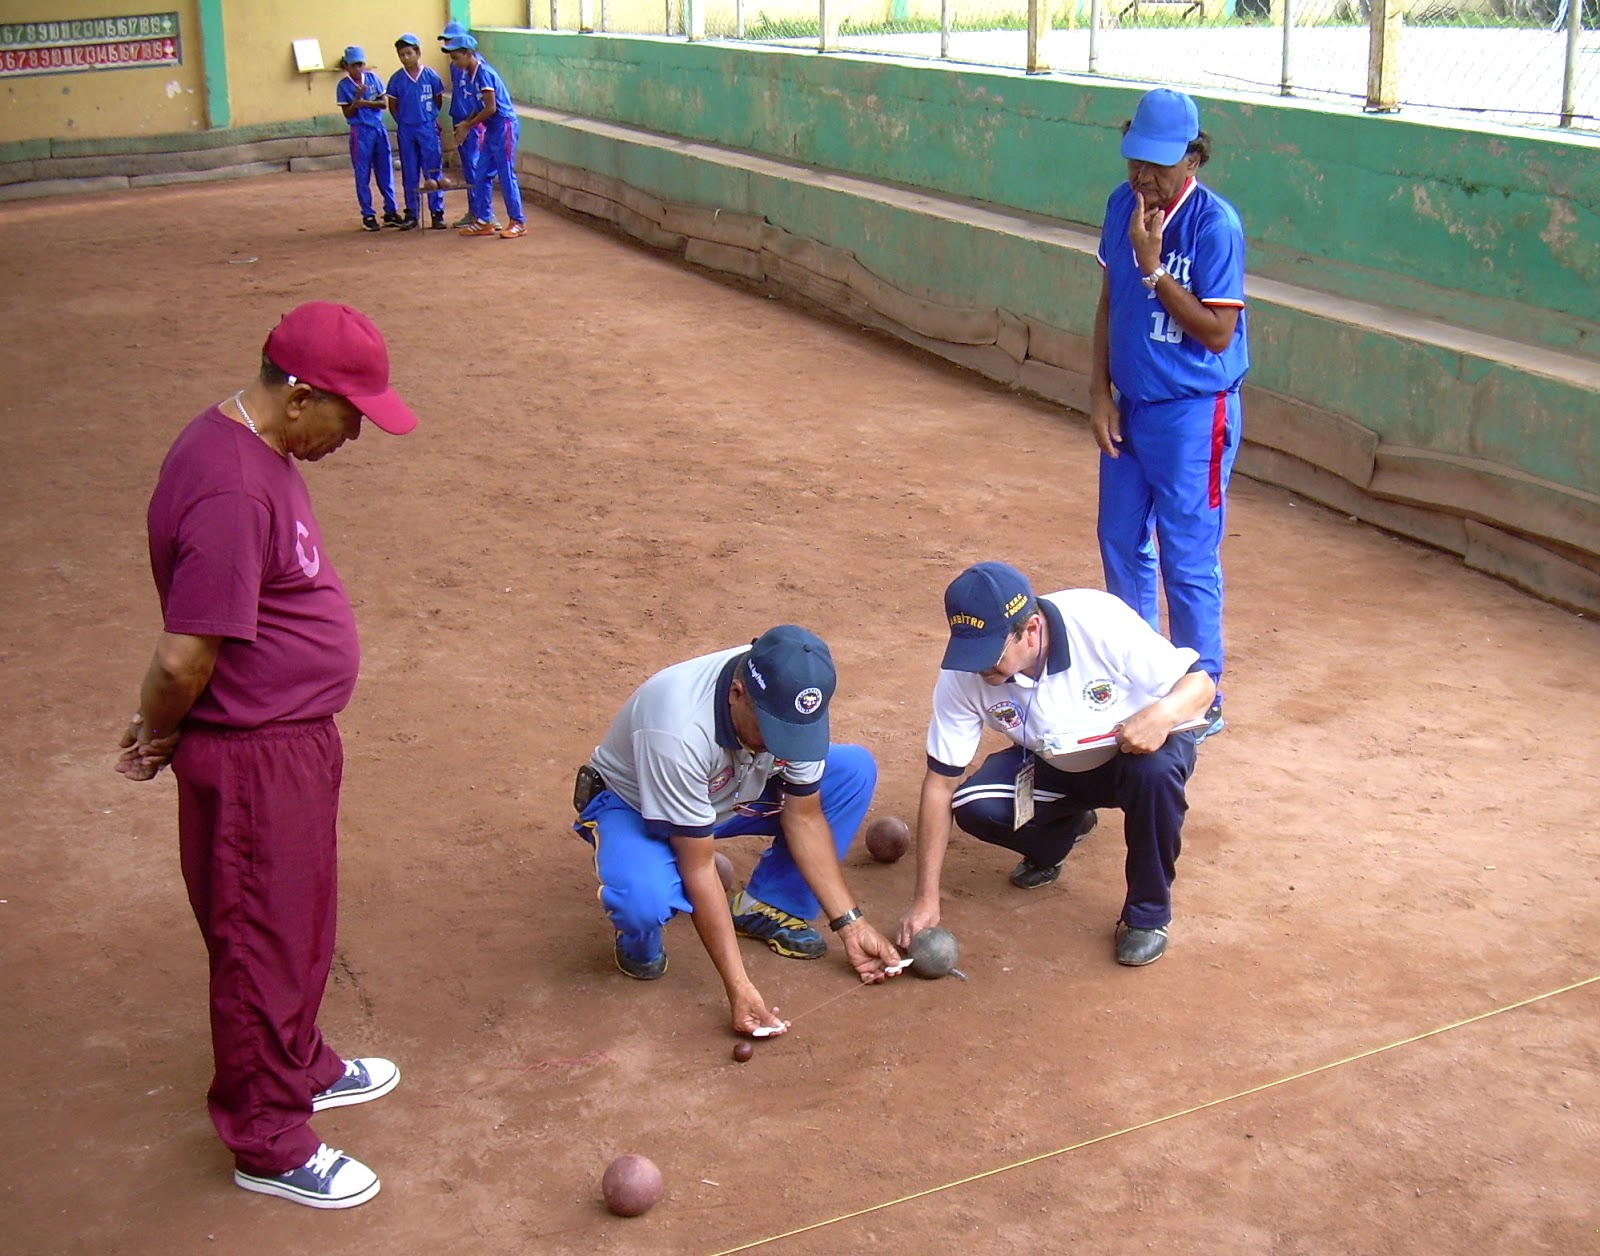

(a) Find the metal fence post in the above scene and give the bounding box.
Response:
[820,0,839,50]
[1027,0,1052,73]
[1088,0,1101,73]
[1279,0,1293,96]
[736,0,746,39]
[1365,0,1401,113]
[578,0,595,33]
[549,0,559,30]
[1560,0,1582,128]
[686,0,706,38]
[941,0,952,60]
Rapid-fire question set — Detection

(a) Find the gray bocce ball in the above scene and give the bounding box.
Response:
[909,926,960,979]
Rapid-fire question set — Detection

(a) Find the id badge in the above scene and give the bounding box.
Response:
[1013,754,1036,830]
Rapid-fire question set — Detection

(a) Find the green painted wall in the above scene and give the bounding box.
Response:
[478,31,1600,361]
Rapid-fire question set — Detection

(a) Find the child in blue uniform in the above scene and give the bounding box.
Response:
[335,46,400,232]
[437,22,494,229]
[443,33,526,240]
[385,34,446,231]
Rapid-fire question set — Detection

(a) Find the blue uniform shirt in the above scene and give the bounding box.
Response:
[336,70,389,131]
[448,56,498,123]
[386,65,444,127]
[464,58,517,132]
[1097,178,1249,402]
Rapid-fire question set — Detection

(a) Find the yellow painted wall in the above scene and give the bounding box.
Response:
[0,1,205,141]
[224,0,455,129]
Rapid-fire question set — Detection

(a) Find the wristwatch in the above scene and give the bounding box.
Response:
[1141,265,1169,291]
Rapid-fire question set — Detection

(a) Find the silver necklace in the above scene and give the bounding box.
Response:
[231,391,259,435]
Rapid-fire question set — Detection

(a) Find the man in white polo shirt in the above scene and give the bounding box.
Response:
[575,625,902,1036]
[896,562,1215,967]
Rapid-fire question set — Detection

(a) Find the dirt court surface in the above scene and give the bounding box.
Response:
[2,172,1596,1256]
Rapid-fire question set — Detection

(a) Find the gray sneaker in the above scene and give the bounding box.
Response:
[1115,921,1169,966]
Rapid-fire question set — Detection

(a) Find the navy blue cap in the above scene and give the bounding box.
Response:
[744,626,835,762]
[942,562,1036,672]
[1121,88,1200,167]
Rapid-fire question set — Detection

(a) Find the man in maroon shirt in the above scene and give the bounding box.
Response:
[116,302,417,1209]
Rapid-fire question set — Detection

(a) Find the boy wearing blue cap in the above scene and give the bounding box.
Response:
[898,562,1215,967]
[443,32,527,239]
[336,47,400,231]
[436,21,495,228]
[1090,88,1248,740]
[573,626,903,1037]
[385,34,446,231]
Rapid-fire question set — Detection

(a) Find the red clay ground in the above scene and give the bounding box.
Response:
[1,172,1596,1256]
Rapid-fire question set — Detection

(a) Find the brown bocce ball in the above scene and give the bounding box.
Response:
[732,1040,754,1063]
[714,850,735,892]
[602,1153,663,1217]
[864,815,910,863]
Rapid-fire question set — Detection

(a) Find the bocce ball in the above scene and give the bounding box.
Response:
[602,1153,663,1217]
[909,926,960,978]
[864,815,910,863]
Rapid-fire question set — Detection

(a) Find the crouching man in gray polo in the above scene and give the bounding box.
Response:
[574,625,903,1036]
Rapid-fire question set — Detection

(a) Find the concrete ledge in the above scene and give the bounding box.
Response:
[512,114,1600,615]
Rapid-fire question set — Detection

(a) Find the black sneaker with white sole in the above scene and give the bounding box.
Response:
[234,1143,380,1209]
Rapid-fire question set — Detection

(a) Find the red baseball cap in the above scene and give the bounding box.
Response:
[262,302,418,435]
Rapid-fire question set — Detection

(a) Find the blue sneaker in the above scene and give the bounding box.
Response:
[234,1143,380,1209]
[614,931,667,980]
[1194,697,1226,743]
[312,1057,400,1112]
[732,891,826,959]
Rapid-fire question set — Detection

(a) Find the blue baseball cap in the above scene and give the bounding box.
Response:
[395,33,421,49]
[942,562,1036,672]
[342,45,367,65]
[438,21,468,40]
[743,626,835,762]
[442,32,478,51]
[1121,88,1200,167]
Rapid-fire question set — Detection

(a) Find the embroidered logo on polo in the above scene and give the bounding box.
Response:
[987,699,1023,731]
[1083,679,1115,708]
[708,765,736,796]
[795,687,823,716]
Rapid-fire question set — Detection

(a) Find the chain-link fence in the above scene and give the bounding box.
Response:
[524,0,1599,132]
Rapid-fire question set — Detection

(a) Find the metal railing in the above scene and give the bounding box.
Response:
[527,0,1599,132]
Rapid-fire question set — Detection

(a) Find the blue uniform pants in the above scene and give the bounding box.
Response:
[1098,389,1241,682]
[575,744,876,956]
[475,115,524,225]
[951,739,1196,929]
[347,125,396,219]
[455,123,494,223]
[396,122,443,220]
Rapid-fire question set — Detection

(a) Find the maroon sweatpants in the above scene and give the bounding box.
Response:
[174,717,347,1175]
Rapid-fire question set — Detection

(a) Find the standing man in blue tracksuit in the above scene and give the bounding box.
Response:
[1091,88,1248,741]
[386,34,446,231]
[336,46,400,232]
[443,32,527,240]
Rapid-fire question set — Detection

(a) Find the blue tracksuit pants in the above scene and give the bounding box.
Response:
[1098,389,1242,682]
[575,744,876,956]
[475,115,524,225]
[347,126,396,218]
[396,122,443,220]
[952,739,1196,929]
